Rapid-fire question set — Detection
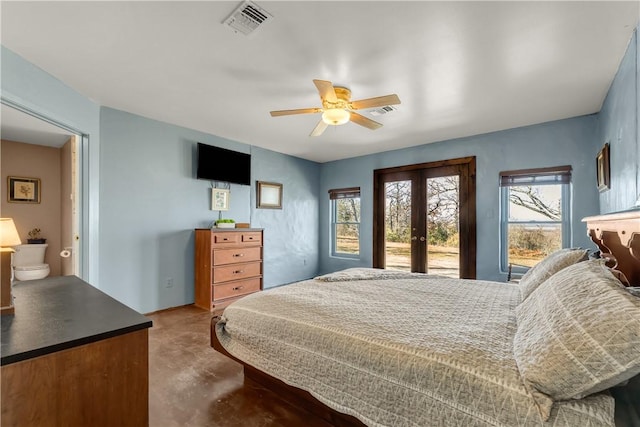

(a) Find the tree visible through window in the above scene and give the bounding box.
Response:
[385,181,411,244]
[500,166,571,272]
[382,176,461,275]
[330,187,360,257]
[427,176,459,246]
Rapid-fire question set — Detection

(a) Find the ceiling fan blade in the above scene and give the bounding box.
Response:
[270,107,322,117]
[349,112,383,130]
[351,94,401,110]
[309,120,328,137]
[313,79,337,103]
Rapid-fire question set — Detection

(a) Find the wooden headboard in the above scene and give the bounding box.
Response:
[583,210,640,286]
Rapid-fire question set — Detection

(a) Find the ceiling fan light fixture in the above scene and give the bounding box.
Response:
[269,79,400,134]
[322,108,350,125]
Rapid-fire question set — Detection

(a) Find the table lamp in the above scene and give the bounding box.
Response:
[1,218,21,315]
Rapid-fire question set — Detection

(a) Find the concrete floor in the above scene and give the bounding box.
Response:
[148,304,332,427]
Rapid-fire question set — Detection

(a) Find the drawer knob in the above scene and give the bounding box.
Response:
[233,253,244,257]
[223,238,229,241]
[233,286,244,291]
[234,270,244,274]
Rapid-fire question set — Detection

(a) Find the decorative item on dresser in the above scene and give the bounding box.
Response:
[194,228,263,311]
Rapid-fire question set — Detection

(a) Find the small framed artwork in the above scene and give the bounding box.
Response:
[8,176,41,203]
[257,181,283,209]
[211,188,230,211]
[596,143,610,192]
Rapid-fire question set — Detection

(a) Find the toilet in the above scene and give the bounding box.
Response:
[13,244,50,281]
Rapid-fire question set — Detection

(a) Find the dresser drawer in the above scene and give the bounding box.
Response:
[213,278,261,301]
[213,261,262,283]
[211,231,262,247]
[211,232,239,246]
[213,246,262,266]
[241,232,262,245]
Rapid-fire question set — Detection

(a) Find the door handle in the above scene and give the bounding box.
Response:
[411,236,417,241]
[420,236,426,242]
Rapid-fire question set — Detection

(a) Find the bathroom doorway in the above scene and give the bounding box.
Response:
[1,103,82,279]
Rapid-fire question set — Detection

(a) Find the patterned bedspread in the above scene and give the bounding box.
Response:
[215,269,614,427]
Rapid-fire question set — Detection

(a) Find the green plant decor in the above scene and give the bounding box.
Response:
[215,219,236,228]
[215,219,235,224]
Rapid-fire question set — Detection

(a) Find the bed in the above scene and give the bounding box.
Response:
[211,210,640,427]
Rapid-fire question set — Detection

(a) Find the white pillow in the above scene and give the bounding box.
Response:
[518,248,588,300]
[514,259,640,420]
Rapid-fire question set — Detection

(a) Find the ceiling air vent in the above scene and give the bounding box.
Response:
[223,1,273,36]
[370,105,398,116]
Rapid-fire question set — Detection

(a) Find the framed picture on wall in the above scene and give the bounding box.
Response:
[257,181,283,209]
[7,176,41,203]
[596,143,610,192]
[211,188,230,211]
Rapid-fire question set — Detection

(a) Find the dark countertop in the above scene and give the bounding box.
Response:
[1,276,152,366]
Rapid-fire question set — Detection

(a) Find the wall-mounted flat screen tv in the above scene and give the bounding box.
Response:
[196,143,251,185]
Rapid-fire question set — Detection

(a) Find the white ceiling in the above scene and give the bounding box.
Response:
[1,104,73,148]
[1,1,638,163]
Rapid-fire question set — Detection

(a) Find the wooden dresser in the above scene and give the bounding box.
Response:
[195,228,263,311]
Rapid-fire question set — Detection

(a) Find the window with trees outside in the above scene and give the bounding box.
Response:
[499,166,571,275]
[330,187,360,257]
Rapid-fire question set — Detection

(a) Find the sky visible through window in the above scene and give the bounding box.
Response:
[509,185,561,221]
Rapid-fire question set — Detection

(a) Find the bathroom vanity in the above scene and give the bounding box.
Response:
[0,276,152,426]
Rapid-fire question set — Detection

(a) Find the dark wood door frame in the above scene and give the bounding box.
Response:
[373,156,477,279]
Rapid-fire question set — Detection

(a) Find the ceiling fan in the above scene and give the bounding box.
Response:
[270,79,401,136]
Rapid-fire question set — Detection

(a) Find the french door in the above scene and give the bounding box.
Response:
[373,157,476,278]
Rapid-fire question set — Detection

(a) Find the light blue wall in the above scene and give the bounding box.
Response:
[1,46,101,285]
[99,108,319,313]
[250,147,320,287]
[597,28,639,213]
[319,116,600,282]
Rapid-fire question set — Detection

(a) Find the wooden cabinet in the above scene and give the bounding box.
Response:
[2,330,148,426]
[1,276,152,427]
[195,228,263,311]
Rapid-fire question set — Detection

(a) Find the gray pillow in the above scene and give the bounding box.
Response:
[513,259,640,420]
[518,248,588,300]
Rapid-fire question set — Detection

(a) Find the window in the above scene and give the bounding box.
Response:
[499,166,571,274]
[330,187,361,257]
